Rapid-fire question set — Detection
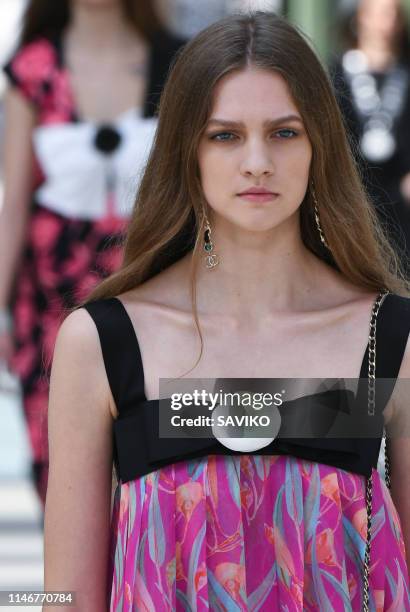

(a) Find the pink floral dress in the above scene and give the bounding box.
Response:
[83,296,410,611]
[2,35,175,501]
[108,455,409,610]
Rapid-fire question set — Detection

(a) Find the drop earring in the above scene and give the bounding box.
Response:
[203,217,220,269]
[311,184,329,249]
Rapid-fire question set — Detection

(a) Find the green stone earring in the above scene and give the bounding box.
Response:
[203,217,220,269]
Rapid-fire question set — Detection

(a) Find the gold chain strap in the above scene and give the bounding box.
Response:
[362,291,390,611]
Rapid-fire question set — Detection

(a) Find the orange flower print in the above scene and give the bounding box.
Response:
[352,508,367,541]
[302,569,315,606]
[195,561,207,592]
[240,455,254,477]
[264,523,275,545]
[270,455,280,468]
[240,481,253,510]
[321,473,341,506]
[125,581,132,603]
[272,525,296,576]
[215,562,246,601]
[175,542,185,581]
[301,461,312,478]
[307,528,338,566]
[290,579,303,607]
[176,482,203,521]
[348,573,357,601]
[264,524,296,577]
[373,589,385,612]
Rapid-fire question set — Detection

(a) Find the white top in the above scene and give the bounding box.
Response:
[32,108,157,220]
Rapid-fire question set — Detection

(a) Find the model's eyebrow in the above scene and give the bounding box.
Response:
[206,114,303,128]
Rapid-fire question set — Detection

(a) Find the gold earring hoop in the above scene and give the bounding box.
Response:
[203,215,220,269]
[311,184,329,249]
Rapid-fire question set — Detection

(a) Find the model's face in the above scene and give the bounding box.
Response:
[358,0,400,42]
[197,67,312,234]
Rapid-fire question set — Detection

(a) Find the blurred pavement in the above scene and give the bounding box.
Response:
[0,387,43,612]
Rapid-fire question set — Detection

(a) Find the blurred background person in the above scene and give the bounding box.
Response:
[332,0,410,274]
[0,0,183,507]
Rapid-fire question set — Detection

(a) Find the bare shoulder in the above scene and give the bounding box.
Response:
[56,307,101,350]
[55,308,106,376]
[49,307,112,454]
[52,307,113,416]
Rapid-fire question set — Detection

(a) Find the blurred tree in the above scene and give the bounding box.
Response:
[286,0,331,60]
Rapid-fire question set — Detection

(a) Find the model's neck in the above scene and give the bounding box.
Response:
[193,214,336,319]
[357,37,397,71]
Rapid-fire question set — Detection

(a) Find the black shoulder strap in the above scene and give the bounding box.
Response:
[360,293,410,380]
[82,298,146,416]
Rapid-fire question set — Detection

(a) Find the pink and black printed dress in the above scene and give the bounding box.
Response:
[83,295,410,611]
[3,31,183,501]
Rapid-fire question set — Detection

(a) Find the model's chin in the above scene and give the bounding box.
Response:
[229,214,291,234]
[209,197,300,233]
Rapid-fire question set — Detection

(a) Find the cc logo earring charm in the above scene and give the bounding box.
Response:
[203,217,220,269]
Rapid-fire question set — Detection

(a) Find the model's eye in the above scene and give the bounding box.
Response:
[209,132,238,142]
[275,129,298,139]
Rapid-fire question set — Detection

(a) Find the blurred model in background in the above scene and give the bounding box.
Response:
[0,0,183,506]
[332,0,410,272]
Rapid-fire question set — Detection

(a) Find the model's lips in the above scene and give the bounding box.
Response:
[238,186,277,195]
[237,187,279,203]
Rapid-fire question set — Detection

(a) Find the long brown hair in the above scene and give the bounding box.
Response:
[85,11,408,312]
[19,0,162,45]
